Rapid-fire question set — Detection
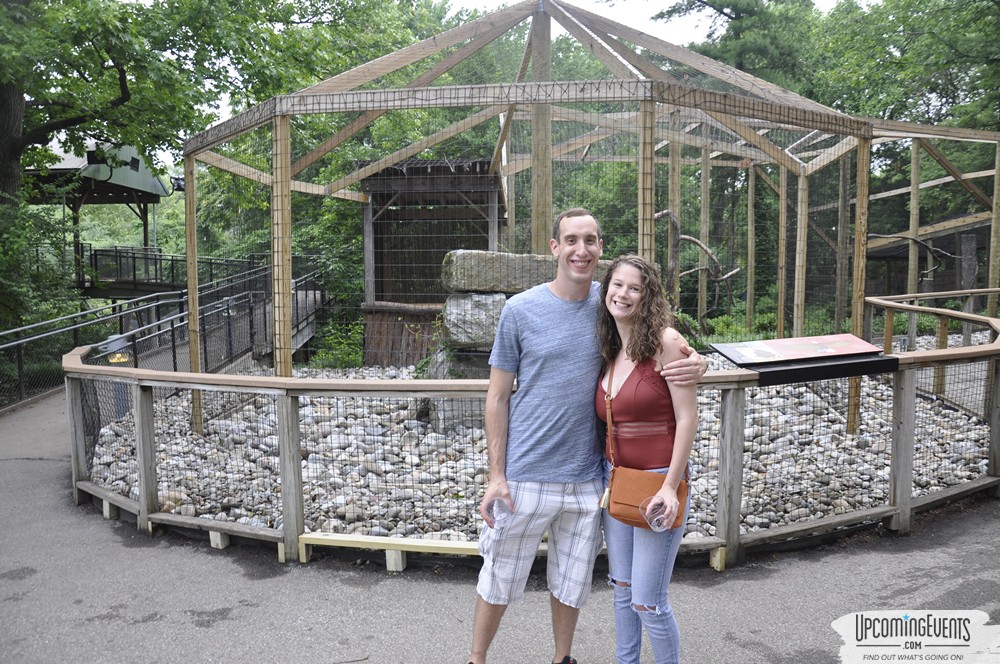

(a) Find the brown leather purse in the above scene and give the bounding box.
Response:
[600,358,688,530]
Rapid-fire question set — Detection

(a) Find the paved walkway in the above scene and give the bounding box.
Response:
[2,392,999,663]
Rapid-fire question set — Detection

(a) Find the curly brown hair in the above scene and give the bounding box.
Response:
[597,254,673,367]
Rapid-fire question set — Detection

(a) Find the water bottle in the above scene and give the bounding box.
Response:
[489,499,511,527]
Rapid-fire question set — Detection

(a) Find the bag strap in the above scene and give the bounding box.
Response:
[605,359,617,468]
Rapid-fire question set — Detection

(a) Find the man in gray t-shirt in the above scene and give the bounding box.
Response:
[466,208,705,664]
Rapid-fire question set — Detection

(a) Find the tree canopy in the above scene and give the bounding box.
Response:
[0,0,449,327]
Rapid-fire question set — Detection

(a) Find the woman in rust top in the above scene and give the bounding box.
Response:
[595,254,698,664]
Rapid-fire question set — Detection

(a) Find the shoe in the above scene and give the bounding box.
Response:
[552,658,577,664]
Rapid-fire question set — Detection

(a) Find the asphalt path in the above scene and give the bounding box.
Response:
[2,392,999,663]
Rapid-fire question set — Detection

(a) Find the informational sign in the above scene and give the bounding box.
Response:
[711,333,899,386]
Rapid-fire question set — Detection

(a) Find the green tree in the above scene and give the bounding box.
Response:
[0,0,442,327]
[811,0,1000,130]
[654,0,821,94]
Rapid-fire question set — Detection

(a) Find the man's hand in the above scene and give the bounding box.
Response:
[480,478,513,528]
[660,343,707,387]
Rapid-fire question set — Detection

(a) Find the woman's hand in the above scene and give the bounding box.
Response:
[645,484,680,528]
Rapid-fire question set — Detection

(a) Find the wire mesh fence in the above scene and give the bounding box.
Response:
[71,355,997,552]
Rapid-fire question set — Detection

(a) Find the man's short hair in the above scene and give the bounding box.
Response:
[552,207,602,242]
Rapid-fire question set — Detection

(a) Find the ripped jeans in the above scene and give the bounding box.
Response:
[602,462,689,664]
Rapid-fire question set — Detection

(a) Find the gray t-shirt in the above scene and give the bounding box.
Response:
[488,282,604,483]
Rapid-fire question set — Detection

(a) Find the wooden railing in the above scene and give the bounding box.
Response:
[62,290,1000,571]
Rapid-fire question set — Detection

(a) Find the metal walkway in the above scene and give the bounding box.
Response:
[1,255,330,412]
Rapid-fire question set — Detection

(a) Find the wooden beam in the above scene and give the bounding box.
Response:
[746,166,756,332]
[299,1,536,95]
[531,9,552,255]
[272,115,294,378]
[183,155,203,433]
[777,166,788,338]
[867,211,992,252]
[793,173,809,337]
[909,143,921,294]
[566,3,841,117]
[835,156,850,332]
[638,100,656,261]
[196,151,336,198]
[325,106,504,195]
[545,105,771,162]
[801,136,859,176]
[848,137,871,435]
[708,111,802,175]
[268,80,870,139]
[990,143,1000,317]
[916,138,993,211]
[292,9,527,175]
[870,117,1000,143]
[547,1,637,80]
[698,148,709,323]
[669,111,682,306]
[755,165,836,252]
[489,32,533,178]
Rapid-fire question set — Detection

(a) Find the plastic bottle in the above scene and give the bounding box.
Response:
[489,499,511,526]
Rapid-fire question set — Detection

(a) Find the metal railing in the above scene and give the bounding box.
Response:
[2,263,328,413]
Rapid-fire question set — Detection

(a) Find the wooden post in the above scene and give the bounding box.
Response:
[668,112,682,307]
[908,142,921,295]
[793,173,809,337]
[835,156,850,332]
[746,165,756,332]
[989,142,1000,318]
[777,166,788,338]
[883,308,895,354]
[488,188,499,252]
[961,234,978,345]
[133,384,159,533]
[988,358,1000,497]
[698,148,710,325]
[65,376,89,505]
[183,155,203,434]
[848,136,871,435]
[530,10,552,255]
[273,115,294,377]
[363,199,375,307]
[712,386,746,571]
[277,394,303,563]
[637,100,656,262]
[934,317,949,395]
[887,369,915,534]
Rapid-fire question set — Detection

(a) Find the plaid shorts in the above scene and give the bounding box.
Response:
[476,478,604,608]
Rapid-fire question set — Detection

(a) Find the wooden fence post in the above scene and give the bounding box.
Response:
[133,384,159,533]
[887,369,915,534]
[988,359,1000,498]
[65,376,89,506]
[278,394,304,562]
[712,386,746,571]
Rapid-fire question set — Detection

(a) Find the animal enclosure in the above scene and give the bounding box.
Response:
[181,0,1000,373]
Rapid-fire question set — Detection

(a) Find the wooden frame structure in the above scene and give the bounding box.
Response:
[182,0,1000,377]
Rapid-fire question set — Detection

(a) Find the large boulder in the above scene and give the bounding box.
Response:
[441,293,506,350]
[442,250,557,294]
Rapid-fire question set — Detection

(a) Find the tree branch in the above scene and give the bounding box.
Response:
[19,58,131,149]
